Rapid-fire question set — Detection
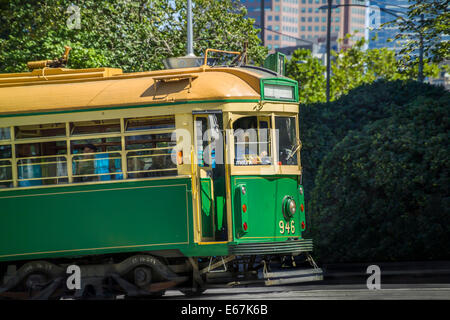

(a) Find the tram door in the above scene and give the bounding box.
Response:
[193,111,227,242]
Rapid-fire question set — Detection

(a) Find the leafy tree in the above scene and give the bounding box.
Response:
[298,80,449,262]
[286,36,439,104]
[0,0,266,73]
[385,0,450,81]
[300,80,446,207]
[285,48,326,104]
[310,90,450,262]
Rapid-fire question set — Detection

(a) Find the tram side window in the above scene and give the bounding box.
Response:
[15,123,66,139]
[125,115,175,132]
[0,144,12,188]
[71,138,122,182]
[125,115,177,179]
[195,117,209,167]
[0,128,12,188]
[0,127,11,140]
[16,142,68,187]
[70,119,120,135]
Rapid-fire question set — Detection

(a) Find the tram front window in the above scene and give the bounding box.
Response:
[233,116,272,166]
[276,116,298,166]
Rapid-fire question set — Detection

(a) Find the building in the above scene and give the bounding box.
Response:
[239,0,369,52]
[367,0,410,52]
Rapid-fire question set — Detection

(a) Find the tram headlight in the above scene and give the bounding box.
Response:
[289,199,296,215]
[282,196,296,220]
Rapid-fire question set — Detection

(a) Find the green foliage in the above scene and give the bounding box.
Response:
[286,36,439,104]
[0,0,266,73]
[300,80,450,262]
[386,0,450,67]
[285,49,326,104]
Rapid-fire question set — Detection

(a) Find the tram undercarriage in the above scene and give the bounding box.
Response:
[0,252,322,300]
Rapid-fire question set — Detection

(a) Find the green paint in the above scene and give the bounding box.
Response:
[200,178,214,238]
[0,178,194,262]
[260,78,299,103]
[230,175,305,244]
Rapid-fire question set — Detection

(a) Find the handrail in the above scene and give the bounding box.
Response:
[203,49,241,66]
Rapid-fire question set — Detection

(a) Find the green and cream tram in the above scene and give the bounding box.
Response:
[0,50,322,299]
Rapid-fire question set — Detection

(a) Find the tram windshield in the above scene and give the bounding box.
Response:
[276,116,298,166]
[233,115,298,166]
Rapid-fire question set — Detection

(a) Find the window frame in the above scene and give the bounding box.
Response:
[0,115,179,189]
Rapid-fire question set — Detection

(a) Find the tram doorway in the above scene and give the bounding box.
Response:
[193,111,228,242]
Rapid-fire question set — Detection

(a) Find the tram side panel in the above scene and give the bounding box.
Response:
[0,178,194,263]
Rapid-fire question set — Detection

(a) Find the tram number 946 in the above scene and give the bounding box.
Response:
[279,220,295,234]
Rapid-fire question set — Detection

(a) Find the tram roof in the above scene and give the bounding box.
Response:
[0,65,283,116]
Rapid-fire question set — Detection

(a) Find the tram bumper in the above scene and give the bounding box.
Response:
[229,238,313,255]
[229,239,323,285]
[262,267,323,286]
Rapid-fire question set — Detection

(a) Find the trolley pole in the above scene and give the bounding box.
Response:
[261,0,265,46]
[326,0,332,103]
[187,0,194,56]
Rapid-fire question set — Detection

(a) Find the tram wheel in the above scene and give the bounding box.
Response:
[24,272,51,299]
[133,266,152,288]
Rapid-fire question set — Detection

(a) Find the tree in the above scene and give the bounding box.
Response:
[285,48,326,104]
[310,89,450,262]
[0,0,266,73]
[286,35,440,104]
[297,80,449,262]
[385,0,450,81]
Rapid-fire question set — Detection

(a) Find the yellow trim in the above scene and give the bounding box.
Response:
[0,174,191,193]
[239,236,303,239]
[0,242,189,259]
[197,241,229,245]
[0,183,188,199]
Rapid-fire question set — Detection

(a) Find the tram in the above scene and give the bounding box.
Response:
[0,48,322,299]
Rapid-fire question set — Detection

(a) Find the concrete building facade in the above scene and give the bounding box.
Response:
[240,0,369,52]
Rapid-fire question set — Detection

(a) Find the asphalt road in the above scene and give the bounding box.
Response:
[162,283,450,300]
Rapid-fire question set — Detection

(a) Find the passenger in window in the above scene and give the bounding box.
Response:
[17,144,42,187]
[76,144,97,182]
[148,156,165,177]
[95,152,122,181]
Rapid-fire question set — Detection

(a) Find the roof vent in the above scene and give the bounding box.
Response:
[163,55,204,69]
